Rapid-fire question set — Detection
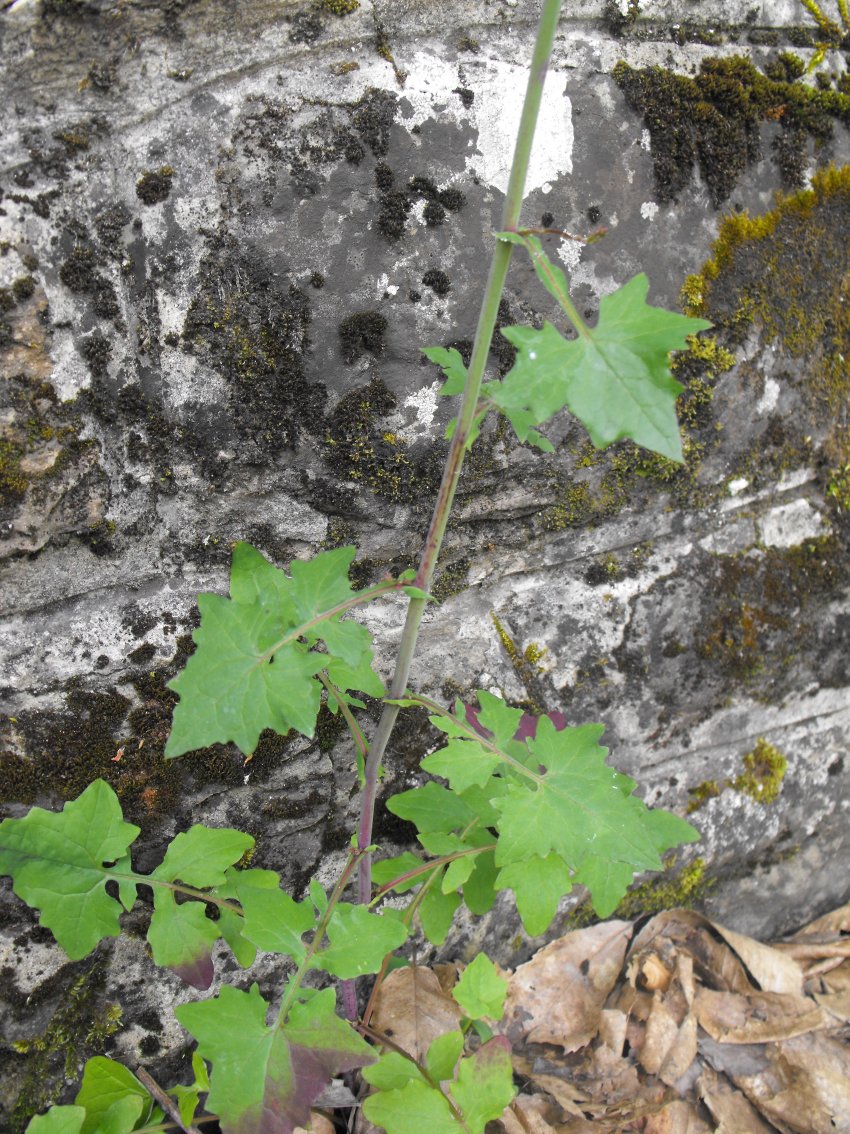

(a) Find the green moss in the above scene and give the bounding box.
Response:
[320,0,359,12]
[490,613,546,712]
[432,557,470,601]
[565,856,712,929]
[686,780,721,813]
[9,970,122,1133]
[615,856,711,920]
[323,377,436,504]
[687,739,789,813]
[732,737,788,804]
[614,56,850,205]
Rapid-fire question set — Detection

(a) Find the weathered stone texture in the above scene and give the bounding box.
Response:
[1,0,849,1123]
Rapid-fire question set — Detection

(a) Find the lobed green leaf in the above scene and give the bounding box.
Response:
[166,543,385,758]
[176,984,375,1134]
[0,782,139,960]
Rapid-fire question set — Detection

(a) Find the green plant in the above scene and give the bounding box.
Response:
[1,3,709,1131]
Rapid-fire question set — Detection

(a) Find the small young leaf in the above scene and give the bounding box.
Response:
[0,781,139,960]
[176,984,375,1134]
[387,782,477,833]
[449,1037,515,1134]
[236,877,316,963]
[496,853,573,936]
[422,345,468,397]
[451,955,508,1021]
[25,1108,85,1134]
[153,825,254,889]
[170,1050,210,1129]
[315,905,408,978]
[426,1030,464,1083]
[362,1078,460,1134]
[147,891,218,990]
[418,884,460,946]
[309,879,328,915]
[362,1051,426,1092]
[372,852,427,894]
[461,849,498,917]
[166,543,383,758]
[74,1057,152,1134]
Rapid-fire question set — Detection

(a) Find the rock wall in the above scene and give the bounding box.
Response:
[1,0,849,1124]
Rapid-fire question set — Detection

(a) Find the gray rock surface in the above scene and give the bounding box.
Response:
[1,0,849,1124]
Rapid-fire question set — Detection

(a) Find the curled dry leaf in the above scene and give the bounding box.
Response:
[640,1099,714,1134]
[504,921,632,1051]
[696,1066,778,1134]
[694,987,828,1044]
[369,964,463,1063]
[499,1093,564,1134]
[730,1031,850,1134]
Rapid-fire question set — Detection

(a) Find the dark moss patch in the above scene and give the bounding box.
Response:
[424,200,446,226]
[338,310,387,363]
[422,269,450,297]
[6,966,122,1134]
[453,86,474,108]
[289,8,324,43]
[351,88,397,157]
[323,376,436,504]
[80,332,112,378]
[182,241,324,452]
[309,271,325,289]
[438,187,466,211]
[375,162,394,189]
[376,189,411,241]
[695,537,849,689]
[94,203,132,259]
[135,166,174,206]
[613,55,850,205]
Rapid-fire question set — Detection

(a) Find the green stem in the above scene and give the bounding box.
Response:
[276,847,363,1025]
[356,0,564,905]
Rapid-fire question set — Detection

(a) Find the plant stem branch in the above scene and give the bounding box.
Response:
[136,1068,202,1134]
[356,0,564,905]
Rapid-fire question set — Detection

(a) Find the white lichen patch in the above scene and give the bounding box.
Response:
[758,498,828,548]
[397,380,440,442]
[397,51,572,194]
[640,201,659,221]
[756,375,780,415]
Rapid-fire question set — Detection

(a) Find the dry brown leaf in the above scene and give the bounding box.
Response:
[789,901,850,939]
[640,952,674,992]
[500,1093,564,1134]
[504,921,632,1051]
[640,993,682,1077]
[697,1066,779,1134]
[813,988,850,1024]
[598,1008,628,1055]
[708,921,804,996]
[369,965,462,1062]
[432,961,461,996]
[629,910,753,994]
[640,1099,713,1133]
[732,1031,850,1134]
[521,1070,592,1118]
[822,959,850,993]
[694,986,828,1044]
[293,1114,335,1134]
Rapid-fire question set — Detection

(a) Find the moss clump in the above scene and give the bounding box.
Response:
[9,969,122,1134]
[422,269,450,297]
[432,556,470,601]
[182,247,323,452]
[323,376,428,504]
[490,612,547,713]
[686,780,722,813]
[376,189,411,241]
[338,311,387,363]
[320,0,359,13]
[613,56,850,205]
[0,439,28,507]
[565,857,712,930]
[732,737,788,804]
[135,166,174,206]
